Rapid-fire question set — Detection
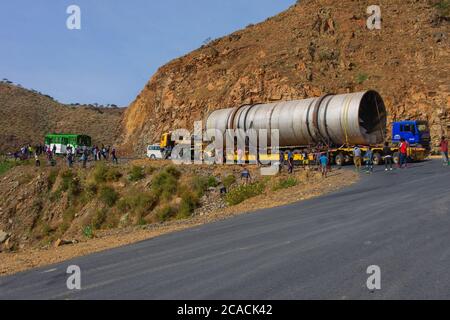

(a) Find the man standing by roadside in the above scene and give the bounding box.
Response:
[111,147,118,165]
[353,146,362,172]
[399,138,408,169]
[440,136,449,166]
[364,147,374,174]
[320,153,329,178]
[383,142,393,171]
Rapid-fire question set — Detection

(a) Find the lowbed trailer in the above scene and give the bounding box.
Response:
[157,91,431,166]
[223,145,429,166]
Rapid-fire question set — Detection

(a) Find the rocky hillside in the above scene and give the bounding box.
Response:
[0,82,123,153]
[122,0,449,153]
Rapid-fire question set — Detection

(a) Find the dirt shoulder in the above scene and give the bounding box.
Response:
[0,167,358,276]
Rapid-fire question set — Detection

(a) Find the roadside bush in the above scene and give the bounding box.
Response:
[223,175,237,189]
[156,205,176,222]
[93,163,108,183]
[106,167,123,182]
[164,165,181,179]
[83,225,94,239]
[128,165,145,182]
[434,0,450,17]
[93,163,123,183]
[92,208,108,230]
[151,167,180,199]
[208,176,219,188]
[355,72,369,84]
[177,191,200,219]
[47,169,59,190]
[191,175,209,197]
[0,161,17,175]
[60,170,74,191]
[117,191,157,216]
[225,181,266,206]
[99,186,118,207]
[272,177,298,191]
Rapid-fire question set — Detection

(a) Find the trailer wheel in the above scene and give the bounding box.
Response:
[373,153,382,166]
[335,153,345,167]
[393,152,400,165]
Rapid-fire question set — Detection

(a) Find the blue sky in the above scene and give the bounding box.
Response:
[0,0,295,106]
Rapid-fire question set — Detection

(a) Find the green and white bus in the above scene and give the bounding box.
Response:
[44,134,92,154]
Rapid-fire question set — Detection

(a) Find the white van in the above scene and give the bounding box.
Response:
[147,144,163,160]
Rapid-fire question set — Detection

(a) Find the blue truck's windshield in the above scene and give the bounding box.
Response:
[417,123,429,133]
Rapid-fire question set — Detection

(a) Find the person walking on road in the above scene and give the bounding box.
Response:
[111,148,118,164]
[287,151,294,174]
[364,147,374,174]
[319,153,329,178]
[34,152,40,167]
[241,168,251,184]
[353,146,362,172]
[399,138,408,169]
[81,148,89,169]
[440,136,449,166]
[383,142,393,171]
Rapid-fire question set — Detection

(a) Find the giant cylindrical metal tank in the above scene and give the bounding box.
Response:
[206,90,387,146]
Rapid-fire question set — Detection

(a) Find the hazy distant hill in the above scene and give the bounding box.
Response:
[0,82,124,153]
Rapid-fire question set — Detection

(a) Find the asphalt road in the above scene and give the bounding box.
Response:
[1,160,449,300]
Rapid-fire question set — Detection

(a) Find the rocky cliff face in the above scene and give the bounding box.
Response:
[122,0,449,153]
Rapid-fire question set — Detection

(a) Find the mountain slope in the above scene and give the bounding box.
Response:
[122,0,449,153]
[0,82,123,152]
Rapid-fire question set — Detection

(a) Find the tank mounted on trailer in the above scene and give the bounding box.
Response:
[206,90,387,147]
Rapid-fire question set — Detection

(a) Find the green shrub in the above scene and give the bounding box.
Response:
[223,175,237,189]
[355,72,369,84]
[177,191,200,219]
[93,163,123,183]
[435,0,450,17]
[86,182,98,196]
[151,168,179,199]
[60,170,74,191]
[93,163,108,183]
[99,186,118,207]
[225,181,266,206]
[106,167,123,182]
[145,166,156,175]
[92,208,108,230]
[272,177,298,191]
[117,191,157,216]
[128,165,145,182]
[47,169,59,190]
[156,205,176,222]
[208,176,219,188]
[0,161,16,175]
[83,225,94,239]
[164,165,181,179]
[68,176,82,198]
[191,175,209,197]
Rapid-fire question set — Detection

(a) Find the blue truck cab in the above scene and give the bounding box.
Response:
[392,121,431,150]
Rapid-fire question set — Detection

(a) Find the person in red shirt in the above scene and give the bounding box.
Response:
[441,136,449,166]
[399,138,409,169]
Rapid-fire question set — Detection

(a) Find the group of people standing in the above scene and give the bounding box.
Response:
[353,140,408,174]
[28,144,119,168]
